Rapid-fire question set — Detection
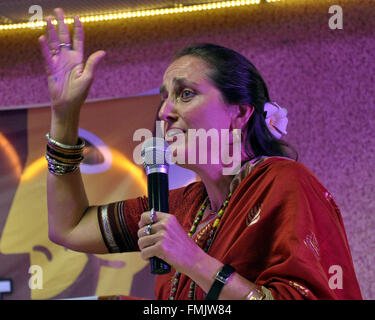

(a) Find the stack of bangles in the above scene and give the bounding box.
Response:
[45,133,85,175]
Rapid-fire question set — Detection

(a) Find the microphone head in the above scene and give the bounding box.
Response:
[141,137,172,173]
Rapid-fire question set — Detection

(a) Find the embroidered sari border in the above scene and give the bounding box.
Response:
[98,205,121,253]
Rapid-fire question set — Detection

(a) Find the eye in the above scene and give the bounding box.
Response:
[179,89,195,101]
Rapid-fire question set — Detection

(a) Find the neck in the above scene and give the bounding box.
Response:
[194,164,233,213]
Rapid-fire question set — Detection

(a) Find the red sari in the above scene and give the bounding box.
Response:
[98,157,362,300]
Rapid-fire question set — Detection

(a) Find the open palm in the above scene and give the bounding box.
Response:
[39,8,105,114]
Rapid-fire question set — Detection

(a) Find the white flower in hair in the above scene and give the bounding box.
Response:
[263,102,288,139]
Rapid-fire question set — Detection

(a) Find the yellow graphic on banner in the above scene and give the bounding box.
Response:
[0,105,149,299]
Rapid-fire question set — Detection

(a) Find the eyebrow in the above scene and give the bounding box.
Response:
[159,77,199,96]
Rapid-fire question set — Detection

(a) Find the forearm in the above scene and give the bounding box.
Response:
[138,213,270,299]
[47,169,89,238]
[187,251,270,300]
[47,112,89,241]
[50,111,80,144]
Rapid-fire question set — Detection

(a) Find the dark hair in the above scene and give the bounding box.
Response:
[173,43,298,161]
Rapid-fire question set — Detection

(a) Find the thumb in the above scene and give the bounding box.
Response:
[83,50,106,80]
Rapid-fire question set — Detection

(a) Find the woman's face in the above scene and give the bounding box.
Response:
[158,55,235,168]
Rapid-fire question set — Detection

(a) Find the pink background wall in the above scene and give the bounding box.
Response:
[0,0,374,299]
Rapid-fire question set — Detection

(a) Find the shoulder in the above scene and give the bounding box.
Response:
[255,157,333,215]
[242,156,329,202]
[257,157,318,184]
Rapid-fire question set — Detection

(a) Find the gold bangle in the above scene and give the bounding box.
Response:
[246,286,266,300]
[47,142,84,155]
[46,133,85,150]
[46,150,84,165]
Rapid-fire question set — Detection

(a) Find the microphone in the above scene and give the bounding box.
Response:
[141,137,171,274]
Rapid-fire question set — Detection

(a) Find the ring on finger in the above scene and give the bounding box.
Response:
[58,42,71,49]
[144,224,152,236]
[150,208,156,224]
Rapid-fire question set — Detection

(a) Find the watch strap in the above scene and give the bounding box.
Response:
[205,264,235,300]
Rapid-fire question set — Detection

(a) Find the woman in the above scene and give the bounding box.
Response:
[39,9,362,300]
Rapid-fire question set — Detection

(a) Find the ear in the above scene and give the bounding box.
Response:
[229,105,255,131]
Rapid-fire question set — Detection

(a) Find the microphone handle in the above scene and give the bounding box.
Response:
[147,172,171,274]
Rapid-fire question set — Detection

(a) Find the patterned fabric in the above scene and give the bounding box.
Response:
[97,156,363,300]
[97,157,268,253]
[98,201,138,253]
[97,204,120,253]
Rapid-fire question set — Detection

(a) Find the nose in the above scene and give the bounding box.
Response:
[158,98,178,123]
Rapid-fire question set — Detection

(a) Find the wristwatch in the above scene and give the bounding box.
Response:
[205,264,235,300]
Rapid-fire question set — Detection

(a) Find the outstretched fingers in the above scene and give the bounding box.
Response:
[53,8,71,49]
[46,16,59,52]
[82,50,106,80]
[38,35,53,73]
[73,16,84,55]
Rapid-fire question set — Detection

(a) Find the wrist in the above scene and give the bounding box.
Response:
[186,250,223,292]
[205,264,236,300]
[50,112,81,145]
[51,107,81,122]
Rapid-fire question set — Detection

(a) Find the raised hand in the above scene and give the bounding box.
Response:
[39,8,106,117]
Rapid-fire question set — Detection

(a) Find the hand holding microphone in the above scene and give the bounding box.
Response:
[141,137,171,274]
[138,137,210,279]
